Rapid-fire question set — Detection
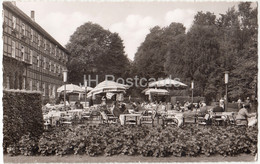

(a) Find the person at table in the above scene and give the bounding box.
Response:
[101,96,107,106]
[174,101,181,111]
[212,103,224,112]
[219,97,225,111]
[237,98,242,109]
[236,103,255,125]
[75,101,83,109]
[198,103,208,116]
[134,102,143,112]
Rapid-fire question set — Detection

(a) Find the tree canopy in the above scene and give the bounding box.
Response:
[66,22,130,86]
[133,2,257,102]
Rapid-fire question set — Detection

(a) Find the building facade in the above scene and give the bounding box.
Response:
[2,2,69,102]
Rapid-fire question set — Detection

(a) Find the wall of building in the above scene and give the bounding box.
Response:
[2,2,69,102]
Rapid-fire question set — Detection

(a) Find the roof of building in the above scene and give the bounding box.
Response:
[3,2,70,55]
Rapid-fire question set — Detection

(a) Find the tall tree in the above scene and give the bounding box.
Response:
[66,22,130,86]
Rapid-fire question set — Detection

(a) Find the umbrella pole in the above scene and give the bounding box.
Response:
[85,87,87,107]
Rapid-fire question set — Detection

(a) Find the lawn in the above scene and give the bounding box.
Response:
[4,154,257,163]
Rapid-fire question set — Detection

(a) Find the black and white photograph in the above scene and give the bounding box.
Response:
[1,0,258,163]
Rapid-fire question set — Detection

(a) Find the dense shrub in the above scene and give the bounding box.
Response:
[3,90,44,152]
[6,124,257,157]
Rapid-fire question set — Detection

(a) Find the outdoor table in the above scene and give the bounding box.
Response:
[119,113,142,125]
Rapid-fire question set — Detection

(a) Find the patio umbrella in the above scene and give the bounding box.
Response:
[148,78,187,88]
[87,80,130,98]
[143,88,169,95]
[57,84,85,94]
[80,86,93,92]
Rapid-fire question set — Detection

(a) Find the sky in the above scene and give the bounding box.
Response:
[15,0,256,60]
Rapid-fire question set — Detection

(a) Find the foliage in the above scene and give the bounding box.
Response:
[3,90,44,153]
[66,22,130,86]
[6,124,258,157]
[133,2,257,102]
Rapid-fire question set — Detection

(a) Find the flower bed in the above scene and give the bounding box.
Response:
[6,124,257,157]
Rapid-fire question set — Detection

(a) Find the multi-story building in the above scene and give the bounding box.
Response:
[2,2,69,102]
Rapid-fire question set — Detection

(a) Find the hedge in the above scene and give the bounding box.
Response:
[3,89,44,152]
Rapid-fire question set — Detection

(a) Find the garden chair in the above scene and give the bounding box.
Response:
[139,110,156,126]
[162,114,179,127]
[100,111,118,124]
[89,110,101,121]
[124,115,138,125]
[196,114,210,126]
[212,112,228,126]
[183,115,197,125]
[235,118,248,126]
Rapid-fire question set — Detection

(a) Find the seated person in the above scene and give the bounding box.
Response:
[212,103,224,112]
[183,106,196,117]
[236,103,255,125]
[174,101,181,111]
[198,103,208,116]
[75,101,83,109]
[133,102,143,112]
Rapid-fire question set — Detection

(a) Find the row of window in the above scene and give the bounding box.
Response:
[3,9,68,62]
[5,75,58,97]
[11,40,65,74]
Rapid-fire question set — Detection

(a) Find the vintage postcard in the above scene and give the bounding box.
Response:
[1,0,258,163]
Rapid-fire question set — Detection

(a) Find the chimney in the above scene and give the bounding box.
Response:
[11,1,16,6]
[31,11,35,21]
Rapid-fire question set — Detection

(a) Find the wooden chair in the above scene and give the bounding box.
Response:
[162,115,179,127]
[139,111,156,126]
[212,112,227,126]
[196,114,210,126]
[100,111,118,124]
[183,115,197,125]
[235,118,248,126]
[124,115,138,125]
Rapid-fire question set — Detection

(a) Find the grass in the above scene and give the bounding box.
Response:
[4,154,257,163]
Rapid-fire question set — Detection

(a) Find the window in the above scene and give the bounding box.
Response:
[6,76,10,89]
[42,83,45,96]
[37,81,40,91]
[44,39,47,50]
[11,40,15,57]
[21,45,25,61]
[12,16,16,29]
[37,55,40,67]
[55,47,57,56]
[54,63,56,73]
[30,29,33,42]
[30,50,33,64]
[52,85,56,98]
[49,61,52,72]
[23,77,26,89]
[49,84,52,97]
[38,35,41,47]
[50,44,52,54]
[58,65,61,74]
[30,80,33,91]
[21,23,25,35]
[43,57,46,69]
